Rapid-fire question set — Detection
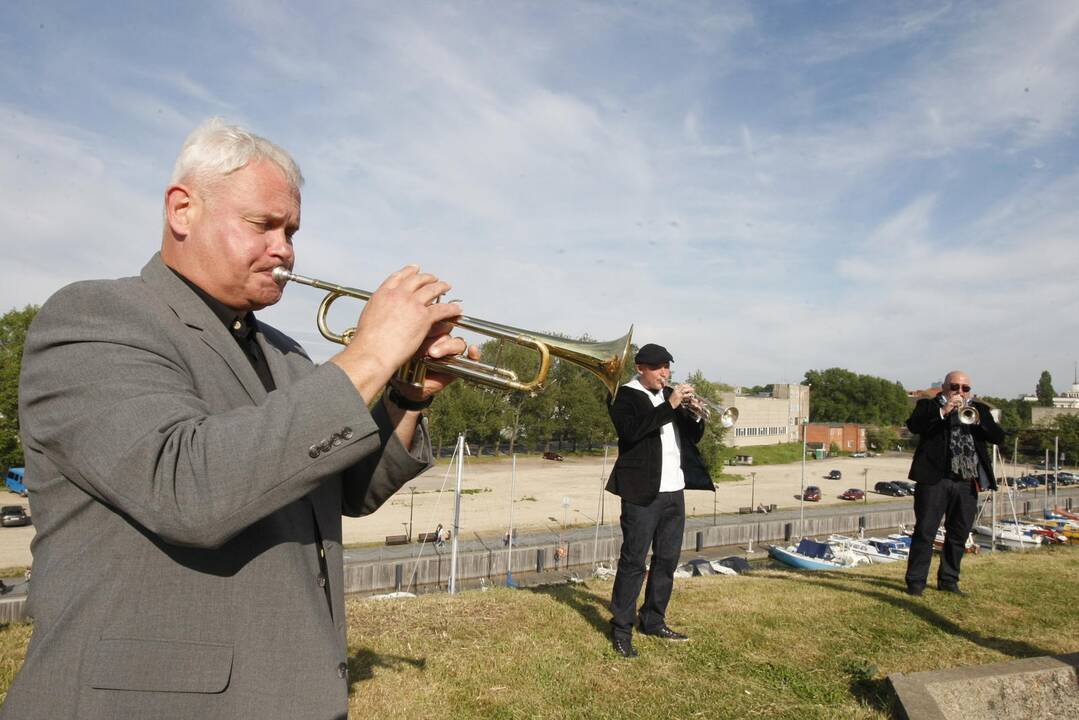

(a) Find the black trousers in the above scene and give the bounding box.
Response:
[904,478,978,589]
[610,490,685,639]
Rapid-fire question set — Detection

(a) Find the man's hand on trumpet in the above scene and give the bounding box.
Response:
[667,382,695,410]
[330,264,475,404]
[401,319,481,401]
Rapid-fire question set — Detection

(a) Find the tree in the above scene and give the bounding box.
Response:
[803,368,910,425]
[0,306,39,470]
[979,396,1031,437]
[683,370,734,472]
[1036,370,1056,407]
[1018,414,1079,464]
[866,426,899,452]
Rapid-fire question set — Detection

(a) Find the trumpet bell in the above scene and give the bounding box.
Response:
[957,406,979,425]
[683,395,739,427]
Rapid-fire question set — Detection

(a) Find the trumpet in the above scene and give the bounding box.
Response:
[668,383,739,428]
[938,393,980,425]
[957,400,980,425]
[272,267,634,397]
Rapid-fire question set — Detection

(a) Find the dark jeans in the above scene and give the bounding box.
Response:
[904,478,978,589]
[610,490,685,639]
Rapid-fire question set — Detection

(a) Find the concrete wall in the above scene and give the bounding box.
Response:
[345,506,920,596]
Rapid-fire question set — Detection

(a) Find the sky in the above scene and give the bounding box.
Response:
[2,0,1078,399]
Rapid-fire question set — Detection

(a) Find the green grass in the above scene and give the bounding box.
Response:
[2,547,1076,717]
[719,441,806,467]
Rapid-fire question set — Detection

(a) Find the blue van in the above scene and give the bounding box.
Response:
[4,468,27,496]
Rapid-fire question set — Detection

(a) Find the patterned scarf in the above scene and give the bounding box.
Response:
[949,420,978,480]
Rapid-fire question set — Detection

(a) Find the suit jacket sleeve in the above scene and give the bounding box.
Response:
[340,399,432,516]
[608,387,676,442]
[906,397,945,435]
[970,400,1006,446]
[677,407,705,445]
[19,280,422,549]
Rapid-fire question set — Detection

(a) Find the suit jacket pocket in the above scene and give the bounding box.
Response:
[90,638,233,693]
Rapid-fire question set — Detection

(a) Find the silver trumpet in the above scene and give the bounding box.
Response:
[940,393,979,425]
[957,398,980,425]
[668,382,739,428]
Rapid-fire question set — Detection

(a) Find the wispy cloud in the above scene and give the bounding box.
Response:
[3,1,1078,396]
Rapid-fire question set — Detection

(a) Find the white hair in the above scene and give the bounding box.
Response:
[169,117,304,195]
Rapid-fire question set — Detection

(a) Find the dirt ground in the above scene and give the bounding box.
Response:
[0,452,1044,568]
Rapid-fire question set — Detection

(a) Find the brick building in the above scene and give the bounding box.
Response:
[804,423,866,453]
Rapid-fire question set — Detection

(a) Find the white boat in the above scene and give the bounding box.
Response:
[826,535,902,564]
[899,525,978,554]
[768,538,870,570]
[973,523,1043,550]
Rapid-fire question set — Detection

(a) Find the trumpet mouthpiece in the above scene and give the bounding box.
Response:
[272,266,292,285]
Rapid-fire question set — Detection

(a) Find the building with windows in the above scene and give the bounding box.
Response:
[720,384,810,448]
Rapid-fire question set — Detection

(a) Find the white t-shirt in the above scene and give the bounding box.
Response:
[624,378,685,492]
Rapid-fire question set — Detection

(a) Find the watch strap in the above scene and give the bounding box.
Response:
[386,384,434,411]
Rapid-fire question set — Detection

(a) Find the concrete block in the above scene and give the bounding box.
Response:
[889,652,1079,720]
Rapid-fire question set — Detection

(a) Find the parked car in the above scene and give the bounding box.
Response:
[802,486,821,502]
[893,480,916,495]
[542,451,564,462]
[1058,472,1077,485]
[827,469,842,480]
[850,452,866,458]
[874,481,905,497]
[839,488,865,501]
[0,506,31,528]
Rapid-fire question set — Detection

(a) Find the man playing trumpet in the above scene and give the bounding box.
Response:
[904,370,1004,597]
[604,343,712,658]
[7,118,474,720]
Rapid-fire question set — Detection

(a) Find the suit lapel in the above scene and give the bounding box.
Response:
[140,253,266,404]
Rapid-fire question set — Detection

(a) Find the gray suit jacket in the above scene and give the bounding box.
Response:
[4,254,431,720]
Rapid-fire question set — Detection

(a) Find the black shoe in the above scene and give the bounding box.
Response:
[905,585,924,597]
[938,584,967,596]
[639,624,689,642]
[611,635,637,658]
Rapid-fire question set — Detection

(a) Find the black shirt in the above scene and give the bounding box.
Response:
[170,269,276,392]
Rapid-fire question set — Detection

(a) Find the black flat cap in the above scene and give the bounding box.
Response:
[635,343,673,365]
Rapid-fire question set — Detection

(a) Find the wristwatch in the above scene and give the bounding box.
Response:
[385,384,434,411]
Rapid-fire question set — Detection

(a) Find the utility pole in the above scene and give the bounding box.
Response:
[799,416,808,539]
[407,487,415,542]
[449,434,464,595]
[748,472,757,553]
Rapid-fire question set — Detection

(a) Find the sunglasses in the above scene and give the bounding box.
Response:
[948,383,971,392]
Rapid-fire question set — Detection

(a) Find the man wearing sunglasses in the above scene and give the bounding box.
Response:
[904,370,1004,597]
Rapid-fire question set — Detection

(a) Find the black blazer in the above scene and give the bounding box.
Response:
[605,384,712,506]
[906,395,1005,490]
